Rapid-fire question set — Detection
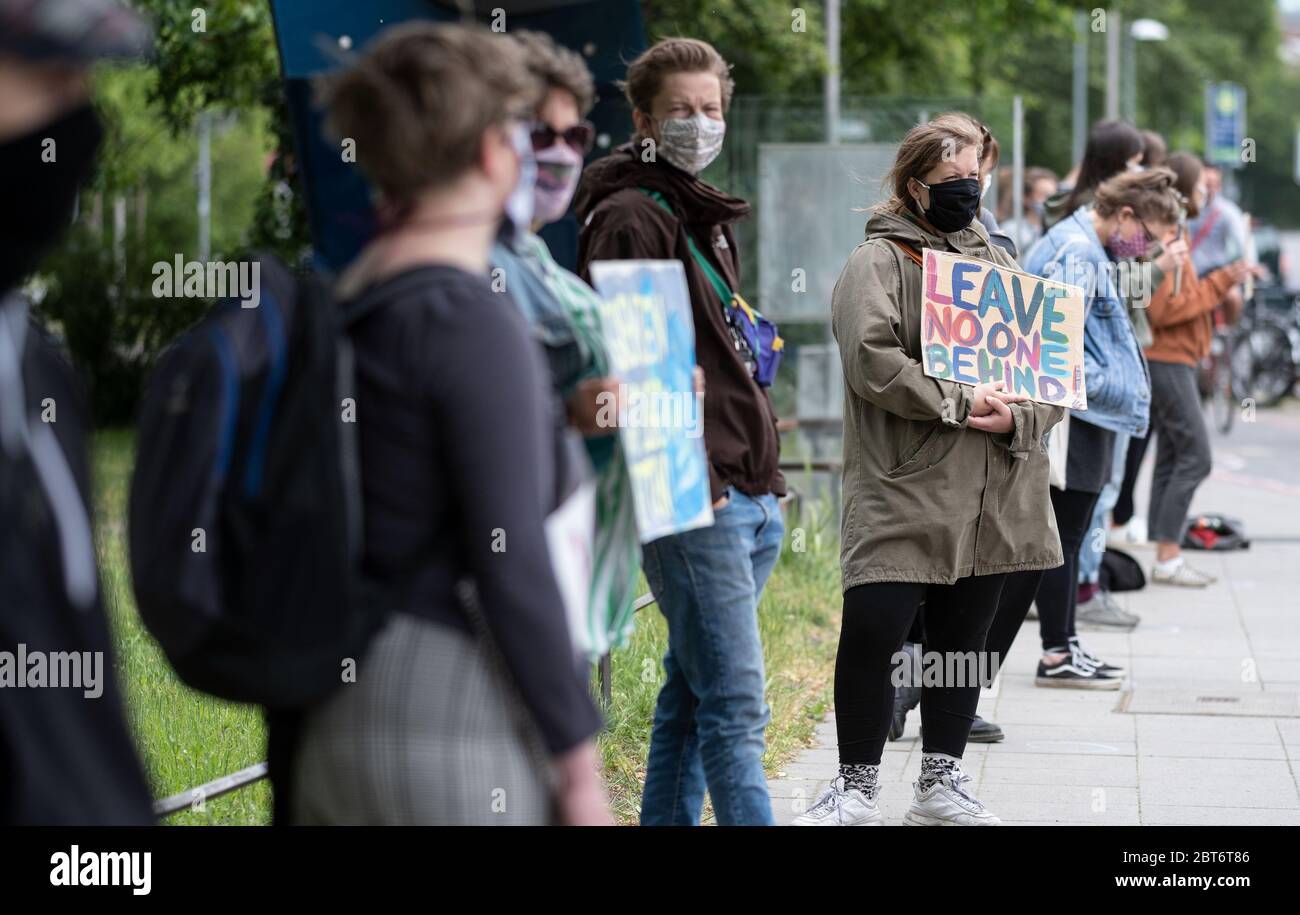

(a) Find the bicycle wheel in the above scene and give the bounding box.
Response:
[1245,322,1295,408]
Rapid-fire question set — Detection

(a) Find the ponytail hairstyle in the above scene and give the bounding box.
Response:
[880,112,984,215]
[1092,166,1183,227]
[1164,152,1204,220]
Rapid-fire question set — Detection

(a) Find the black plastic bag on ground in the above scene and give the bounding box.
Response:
[1100,547,1146,593]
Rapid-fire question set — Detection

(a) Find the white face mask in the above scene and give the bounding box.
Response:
[532,141,584,226]
[656,112,726,175]
[504,121,537,232]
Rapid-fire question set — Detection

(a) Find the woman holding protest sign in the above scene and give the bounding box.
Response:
[984,168,1182,694]
[794,113,1063,827]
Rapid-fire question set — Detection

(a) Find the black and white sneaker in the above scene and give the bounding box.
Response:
[1035,653,1122,690]
[1069,637,1126,676]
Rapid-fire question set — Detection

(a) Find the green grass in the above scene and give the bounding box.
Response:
[95,430,841,825]
[595,529,841,824]
[95,429,272,825]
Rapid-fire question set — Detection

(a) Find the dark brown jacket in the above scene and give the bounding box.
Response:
[574,144,784,503]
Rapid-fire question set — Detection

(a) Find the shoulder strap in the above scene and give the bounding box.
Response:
[1190,206,1220,252]
[885,238,924,268]
[636,187,734,306]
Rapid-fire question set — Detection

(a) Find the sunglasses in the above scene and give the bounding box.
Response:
[530,120,595,156]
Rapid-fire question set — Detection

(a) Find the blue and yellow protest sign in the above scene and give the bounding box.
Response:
[921,248,1087,410]
[589,260,713,543]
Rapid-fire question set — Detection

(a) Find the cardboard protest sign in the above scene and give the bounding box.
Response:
[589,260,713,543]
[920,248,1087,410]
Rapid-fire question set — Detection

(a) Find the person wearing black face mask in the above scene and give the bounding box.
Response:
[0,103,104,293]
[797,113,1063,826]
[0,0,154,825]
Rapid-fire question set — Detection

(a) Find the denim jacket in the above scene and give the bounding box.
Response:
[1021,207,1151,438]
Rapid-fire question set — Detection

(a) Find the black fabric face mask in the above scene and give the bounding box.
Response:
[914,176,982,234]
[0,103,103,295]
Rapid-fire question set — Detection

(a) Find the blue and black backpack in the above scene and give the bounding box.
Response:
[129,253,387,708]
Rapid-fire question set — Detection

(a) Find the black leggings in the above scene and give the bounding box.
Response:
[1113,433,1151,526]
[983,486,1099,655]
[982,566,1046,673]
[835,574,1007,766]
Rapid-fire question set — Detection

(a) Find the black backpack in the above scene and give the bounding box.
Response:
[129,253,385,708]
[1099,546,1146,593]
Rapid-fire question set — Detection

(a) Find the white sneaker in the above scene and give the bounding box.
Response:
[1151,559,1215,587]
[903,770,1001,826]
[1108,518,1148,548]
[790,778,883,826]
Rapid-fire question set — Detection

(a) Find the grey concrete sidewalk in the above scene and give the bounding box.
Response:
[770,405,1300,825]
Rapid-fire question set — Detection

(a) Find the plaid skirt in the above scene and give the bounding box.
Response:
[290,612,553,825]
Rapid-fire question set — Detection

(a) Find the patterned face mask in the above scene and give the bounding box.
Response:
[1106,214,1152,260]
[656,112,726,175]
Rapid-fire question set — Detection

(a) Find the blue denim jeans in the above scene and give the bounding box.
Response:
[1079,432,1130,585]
[639,485,785,826]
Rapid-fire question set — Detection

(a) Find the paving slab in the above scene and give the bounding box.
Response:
[763,415,1300,825]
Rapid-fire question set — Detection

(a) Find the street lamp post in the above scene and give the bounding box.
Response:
[1128,18,1170,125]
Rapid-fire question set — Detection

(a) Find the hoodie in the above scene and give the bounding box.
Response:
[574,144,784,503]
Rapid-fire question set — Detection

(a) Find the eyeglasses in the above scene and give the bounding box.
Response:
[530,120,595,156]
[1137,218,1158,246]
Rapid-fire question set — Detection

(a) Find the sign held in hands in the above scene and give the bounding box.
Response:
[589,260,713,543]
[920,248,1087,410]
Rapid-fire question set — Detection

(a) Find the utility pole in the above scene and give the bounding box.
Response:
[825,0,840,145]
[1073,10,1088,164]
[197,111,212,263]
[1105,8,1122,121]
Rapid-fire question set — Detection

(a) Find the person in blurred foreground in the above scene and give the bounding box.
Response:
[0,0,153,825]
[490,30,641,661]
[796,113,1062,826]
[575,37,786,826]
[296,22,609,825]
